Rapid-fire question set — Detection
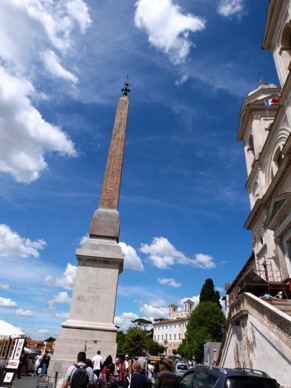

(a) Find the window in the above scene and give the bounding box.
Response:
[180,372,194,388]
[281,23,291,72]
[193,371,208,388]
[271,146,283,178]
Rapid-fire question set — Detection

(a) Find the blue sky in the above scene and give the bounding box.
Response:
[0,0,278,340]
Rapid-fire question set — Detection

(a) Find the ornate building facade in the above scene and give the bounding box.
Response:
[219,2,291,387]
[153,299,194,355]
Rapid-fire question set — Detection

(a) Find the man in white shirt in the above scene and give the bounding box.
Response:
[92,350,103,377]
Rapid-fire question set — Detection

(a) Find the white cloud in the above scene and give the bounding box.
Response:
[217,0,245,17]
[139,302,168,319]
[42,50,78,83]
[134,0,205,64]
[0,0,91,183]
[0,0,91,70]
[48,291,71,306]
[119,242,144,271]
[0,283,10,290]
[44,263,77,290]
[57,264,77,290]
[157,278,181,288]
[114,312,139,331]
[16,309,34,317]
[0,67,77,183]
[175,74,189,86]
[140,237,216,269]
[0,224,46,258]
[37,329,50,336]
[0,297,17,307]
[55,311,69,319]
[192,253,216,269]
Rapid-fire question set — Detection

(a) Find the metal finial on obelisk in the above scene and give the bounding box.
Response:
[122,76,130,96]
[89,79,130,241]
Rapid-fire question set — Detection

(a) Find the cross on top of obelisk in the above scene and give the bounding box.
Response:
[122,76,130,96]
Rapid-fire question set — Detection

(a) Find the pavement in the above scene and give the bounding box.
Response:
[10,374,54,388]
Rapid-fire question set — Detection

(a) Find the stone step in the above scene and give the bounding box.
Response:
[271,300,291,316]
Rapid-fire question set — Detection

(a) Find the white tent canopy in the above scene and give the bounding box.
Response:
[0,320,26,340]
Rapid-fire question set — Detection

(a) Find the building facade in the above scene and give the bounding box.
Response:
[219,2,291,387]
[153,299,194,355]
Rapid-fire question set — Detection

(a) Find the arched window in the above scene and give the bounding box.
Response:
[271,146,284,178]
[246,134,255,172]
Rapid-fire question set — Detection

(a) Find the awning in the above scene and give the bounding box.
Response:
[0,320,26,340]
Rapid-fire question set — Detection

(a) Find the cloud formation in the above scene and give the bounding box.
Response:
[48,291,71,307]
[0,224,46,258]
[158,278,181,288]
[140,237,216,269]
[217,0,245,17]
[16,309,34,317]
[134,0,205,64]
[119,242,144,271]
[44,264,77,290]
[0,0,91,182]
[0,297,17,307]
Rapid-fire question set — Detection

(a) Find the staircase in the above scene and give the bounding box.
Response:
[266,298,291,316]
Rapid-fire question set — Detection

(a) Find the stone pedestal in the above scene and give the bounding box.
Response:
[49,236,123,379]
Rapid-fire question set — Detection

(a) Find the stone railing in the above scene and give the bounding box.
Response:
[228,292,291,343]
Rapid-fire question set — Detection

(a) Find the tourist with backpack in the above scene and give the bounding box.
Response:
[62,351,94,388]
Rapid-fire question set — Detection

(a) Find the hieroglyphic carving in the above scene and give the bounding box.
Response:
[99,97,129,210]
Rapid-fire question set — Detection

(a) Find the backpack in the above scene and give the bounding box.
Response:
[70,364,89,388]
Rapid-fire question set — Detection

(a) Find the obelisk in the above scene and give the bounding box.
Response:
[49,80,130,379]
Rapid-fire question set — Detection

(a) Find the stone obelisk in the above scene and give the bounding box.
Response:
[50,80,130,378]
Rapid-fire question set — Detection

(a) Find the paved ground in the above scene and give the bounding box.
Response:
[10,374,53,388]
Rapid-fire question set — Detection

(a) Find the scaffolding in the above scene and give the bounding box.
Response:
[254,256,291,298]
[226,254,291,306]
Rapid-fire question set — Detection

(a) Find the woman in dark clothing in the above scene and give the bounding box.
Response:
[99,363,118,388]
[123,361,147,388]
[102,355,114,375]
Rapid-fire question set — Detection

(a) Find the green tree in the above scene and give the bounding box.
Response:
[131,318,153,331]
[181,301,225,363]
[146,338,165,355]
[199,278,221,308]
[123,327,148,355]
[117,330,126,354]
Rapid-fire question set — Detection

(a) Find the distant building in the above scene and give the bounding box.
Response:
[153,299,194,355]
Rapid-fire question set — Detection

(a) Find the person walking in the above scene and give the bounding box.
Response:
[99,363,118,388]
[147,360,155,388]
[154,359,179,388]
[122,355,132,381]
[123,361,147,388]
[62,351,94,388]
[137,351,147,376]
[85,359,98,388]
[101,355,113,375]
[32,351,42,377]
[92,350,103,378]
[40,350,50,376]
[114,358,123,387]
[17,351,26,379]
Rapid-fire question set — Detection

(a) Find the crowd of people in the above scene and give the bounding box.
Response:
[62,350,180,388]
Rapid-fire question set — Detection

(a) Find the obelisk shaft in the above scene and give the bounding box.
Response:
[89,95,129,241]
[99,96,128,209]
